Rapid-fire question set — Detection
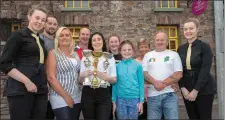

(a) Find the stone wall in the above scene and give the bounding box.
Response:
[0,1,215,119]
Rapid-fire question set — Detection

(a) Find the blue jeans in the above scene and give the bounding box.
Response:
[147,92,178,119]
[116,97,139,120]
[53,103,81,120]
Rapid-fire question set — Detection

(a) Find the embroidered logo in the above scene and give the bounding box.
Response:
[164,56,170,62]
[149,58,156,62]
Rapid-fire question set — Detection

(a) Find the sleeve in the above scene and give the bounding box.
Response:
[177,46,185,88]
[112,65,118,102]
[109,57,117,77]
[142,54,148,72]
[137,64,144,102]
[194,43,213,91]
[0,31,22,74]
[173,52,183,72]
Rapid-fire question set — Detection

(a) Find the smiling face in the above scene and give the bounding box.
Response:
[109,36,120,52]
[58,29,72,47]
[154,32,168,51]
[120,43,134,60]
[183,22,198,41]
[27,9,47,33]
[92,34,103,52]
[139,44,150,56]
[79,28,90,45]
[44,17,58,35]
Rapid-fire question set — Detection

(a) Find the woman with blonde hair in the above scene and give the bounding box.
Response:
[177,18,216,119]
[46,27,81,120]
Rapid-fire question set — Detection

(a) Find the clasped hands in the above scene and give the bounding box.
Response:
[153,80,178,92]
[181,88,198,102]
[81,70,109,81]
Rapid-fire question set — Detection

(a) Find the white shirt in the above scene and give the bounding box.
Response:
[80,53,117,87]
[142,49,183,97]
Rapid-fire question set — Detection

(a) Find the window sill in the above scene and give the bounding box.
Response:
[153,8,184,12]
[61,8,92,12]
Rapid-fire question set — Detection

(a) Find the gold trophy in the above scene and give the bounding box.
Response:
[82,50,92,86]
[91,51,103,88]
[100,52,113,88]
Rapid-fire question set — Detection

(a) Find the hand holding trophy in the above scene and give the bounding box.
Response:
[83,50,92,86]
[99,52,113,88]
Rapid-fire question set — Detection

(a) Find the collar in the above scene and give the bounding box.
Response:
[121,58,133,64]
[23,27,39,37]
[185,39,200,47]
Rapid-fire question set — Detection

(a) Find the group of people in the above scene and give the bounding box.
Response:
[0,4,216,120]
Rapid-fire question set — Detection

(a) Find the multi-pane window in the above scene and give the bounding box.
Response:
[65,0,90,8]
[157,26,178,51]
[68,26,89,45]
[156,0,178,8]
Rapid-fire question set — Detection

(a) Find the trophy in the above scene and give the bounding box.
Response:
[82,50,92,86]
[100,52,113,88]
[91,51,103,88]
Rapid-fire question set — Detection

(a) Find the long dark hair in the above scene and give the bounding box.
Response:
[88,32,107,52]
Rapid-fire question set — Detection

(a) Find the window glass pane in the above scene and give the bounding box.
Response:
[69,28,74,36]
[75,28,80,37]
[14,26,19,31]
[67,1,73,7]
[169,40,176,49]
[170,28,176,37]
[82,0,89,8]
[163,28,169,36]
[169,0,175,8]
[162,1,168,7]
[74,0,81,7]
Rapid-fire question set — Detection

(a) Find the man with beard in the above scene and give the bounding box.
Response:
[40,15,58,51]
[40,15,58,120]
[75,28,91,59]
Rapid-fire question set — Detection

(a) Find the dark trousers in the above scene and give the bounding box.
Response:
[7,93,48,120]
[46,101,55,119]
[81,87,111,120]
[53,103,81,120]
[183,94,214,120]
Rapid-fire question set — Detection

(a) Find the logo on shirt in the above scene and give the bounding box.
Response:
[164,56,170,62]
[149,58,156,62]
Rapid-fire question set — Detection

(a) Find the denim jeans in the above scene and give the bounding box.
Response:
[147,92,178,119]
[53,103,81,120]
[116,97,139,120]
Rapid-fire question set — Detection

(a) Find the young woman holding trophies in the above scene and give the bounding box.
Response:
[79,32,117,120]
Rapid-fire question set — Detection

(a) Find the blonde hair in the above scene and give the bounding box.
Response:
[28,4,48,16]
[184,18,200,29]
[54,27,75,55]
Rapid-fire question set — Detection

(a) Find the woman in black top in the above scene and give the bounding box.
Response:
[108,34,122,63]
[79,32,117,120]
[177,18,216,120]
[0,5,49,120]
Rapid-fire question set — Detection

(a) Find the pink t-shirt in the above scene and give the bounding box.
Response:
[135,58,148,100]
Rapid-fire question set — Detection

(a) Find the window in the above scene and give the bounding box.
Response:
[11,23,21,32]
[65,0,90,8]
[156,0,178,8]
[156,26,178,51]
[67,26,88,45]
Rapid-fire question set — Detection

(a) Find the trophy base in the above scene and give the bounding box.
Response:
[83,82,91,86]
[91,84,100,89]
[100,83,108,88]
